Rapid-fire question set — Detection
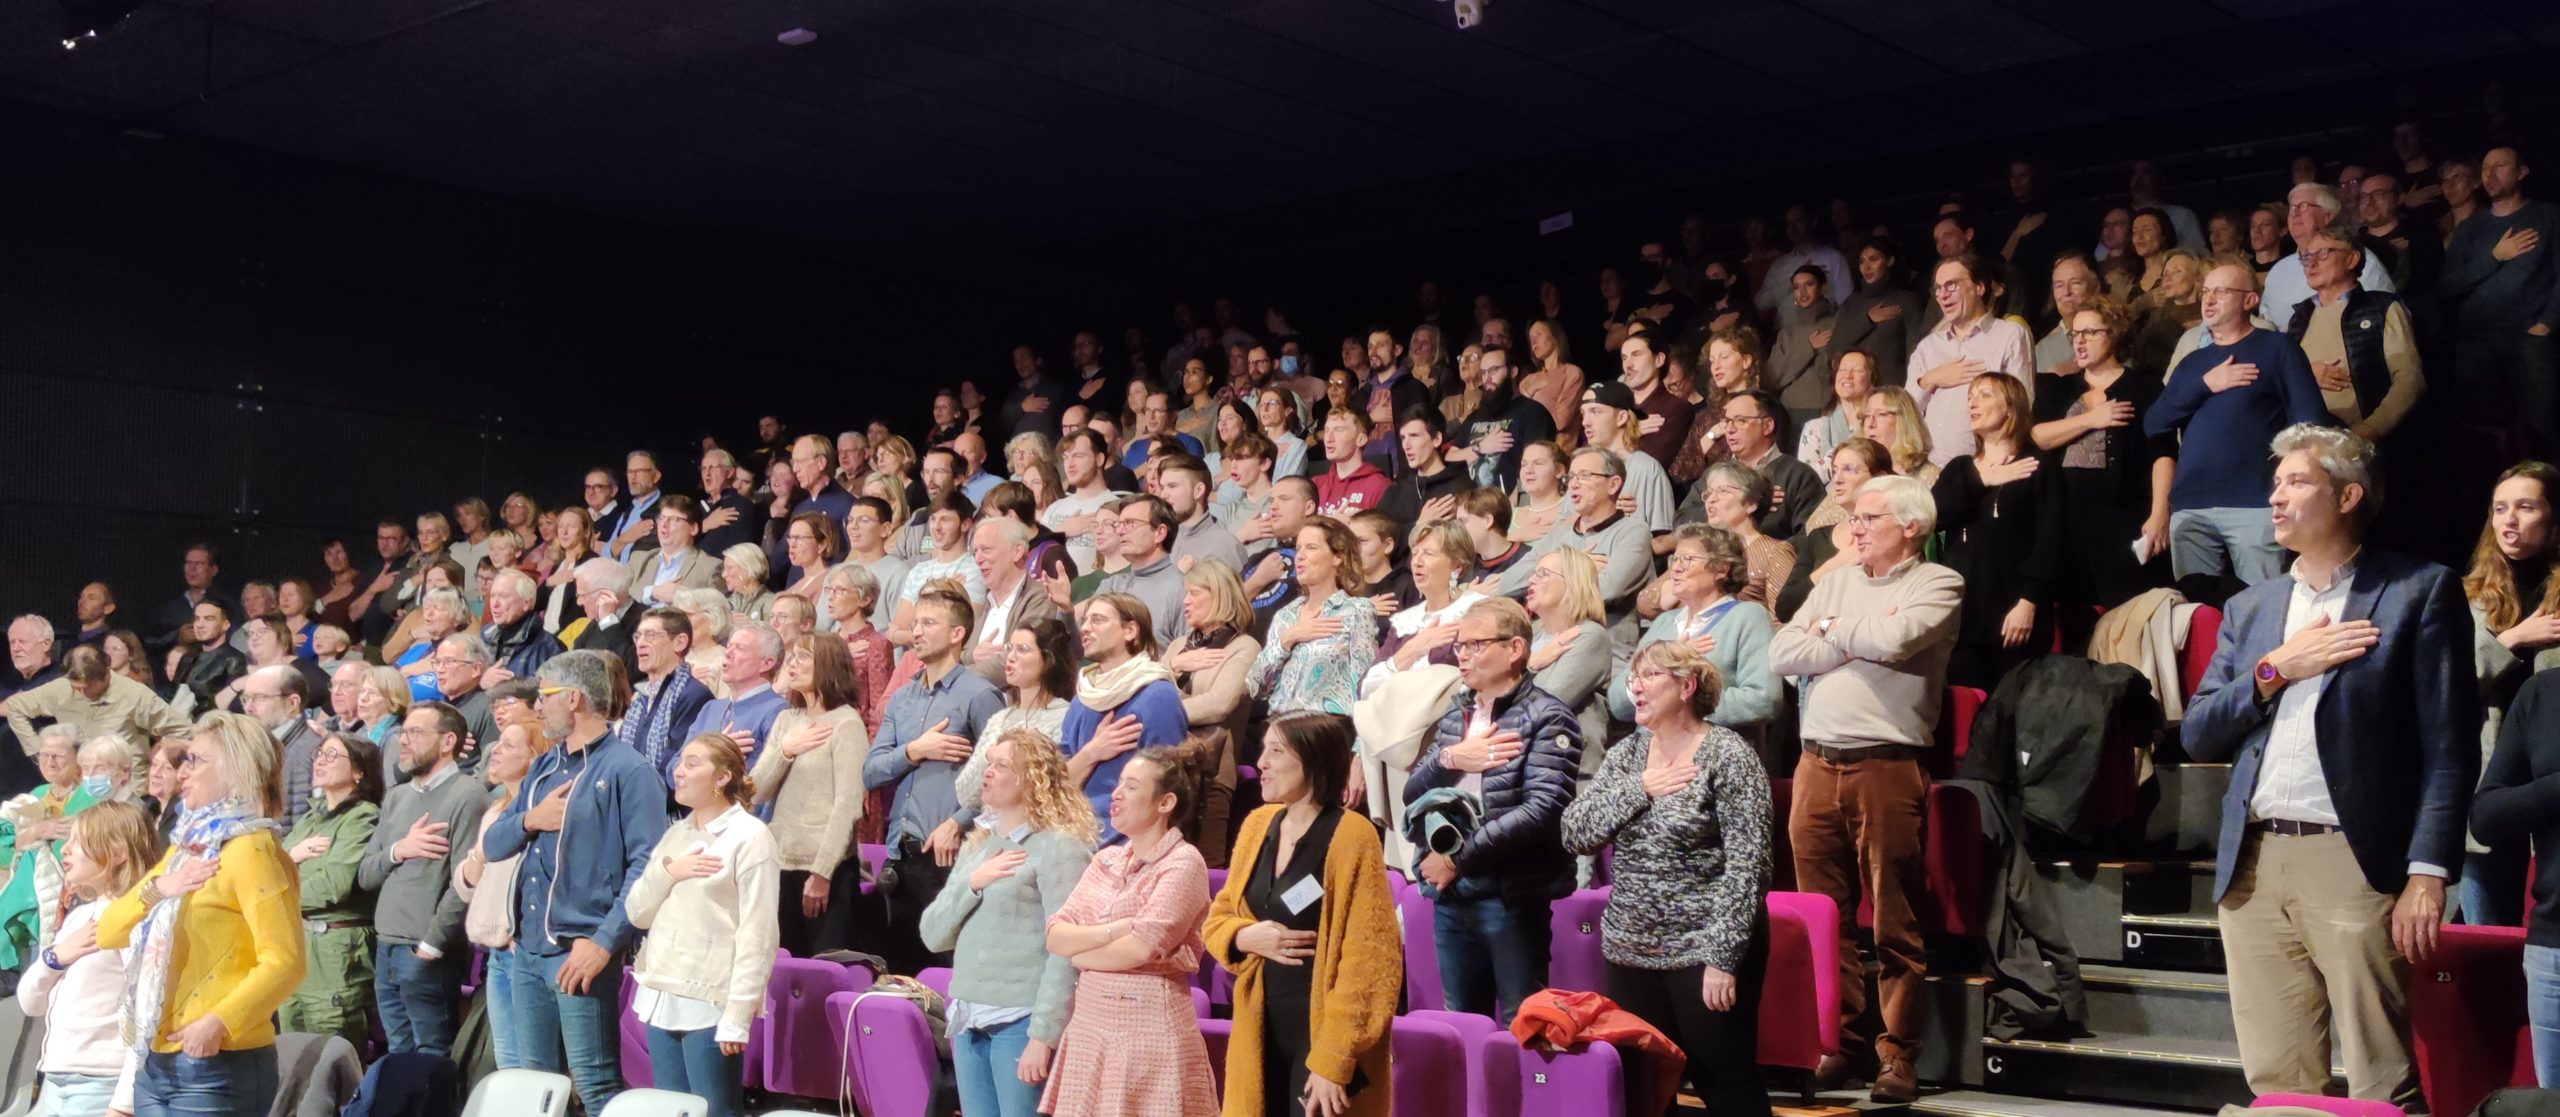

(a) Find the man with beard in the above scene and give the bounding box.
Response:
[1451,344,1555,491]
[360,700,490,1055]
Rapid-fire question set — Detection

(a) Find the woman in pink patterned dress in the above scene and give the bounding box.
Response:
[1040,742,1219,1117]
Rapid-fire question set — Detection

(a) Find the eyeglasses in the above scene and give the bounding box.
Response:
[2067,328,2112,340]
[536,685,571,698]
[1454,636,1518,658]
[1668,553,1710,569]
[180,753,208,771]
[1567,469,1612,484]
[583,482,614,491]
[2298,247,2351,263]
[2199,285,2254,299]
[315,746,351,762]
[1848,512,1896,527]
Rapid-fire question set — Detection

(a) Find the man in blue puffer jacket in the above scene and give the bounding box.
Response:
[1403,596,1585,1022]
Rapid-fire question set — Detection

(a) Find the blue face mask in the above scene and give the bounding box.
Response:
[80,776,112,800]
[1278,355,1301,375]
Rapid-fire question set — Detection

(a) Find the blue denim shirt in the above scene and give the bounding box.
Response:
[482,732,670,956]
[862,664,1005,848]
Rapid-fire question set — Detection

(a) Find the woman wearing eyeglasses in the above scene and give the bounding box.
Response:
[275,733,385,1047]
[2031,294,2173,636]
[780,513,845,623]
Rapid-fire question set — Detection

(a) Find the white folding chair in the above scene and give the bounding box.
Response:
[597,1087,711,1117]
[0,999,37,1117]
[458,1069,575,1117]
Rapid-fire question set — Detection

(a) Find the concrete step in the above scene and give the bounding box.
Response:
[1977,1029,2344,1112]
[2119,913,2224,972]
[2144,763,2230,855]
[1913,1088,2215,1117]
[2032,860,2218,964]
[2078,964,2236,1047]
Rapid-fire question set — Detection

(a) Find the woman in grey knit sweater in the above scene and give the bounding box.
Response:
[1562,639,1773,1117]
[918,728,1098,1117]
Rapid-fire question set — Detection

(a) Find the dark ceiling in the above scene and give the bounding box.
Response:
[2,0,2555,284]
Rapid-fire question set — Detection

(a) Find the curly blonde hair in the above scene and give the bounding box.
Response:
[967,728,1099,848]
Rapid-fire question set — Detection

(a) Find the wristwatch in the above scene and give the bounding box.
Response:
[2255,656,2287,690]
[41,947,63,971]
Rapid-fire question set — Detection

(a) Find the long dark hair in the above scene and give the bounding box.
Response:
[1265,712,1353,812]
[331,732,389,807]
[2467,461,2560,630]
[1014,617,1077,704]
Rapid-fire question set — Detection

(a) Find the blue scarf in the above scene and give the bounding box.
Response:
[123,796,277,1054]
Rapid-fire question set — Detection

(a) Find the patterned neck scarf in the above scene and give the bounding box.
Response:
[124,795,277,1055]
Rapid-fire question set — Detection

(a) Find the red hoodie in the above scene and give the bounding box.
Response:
[1510,988,1687,1117]
[1313,460,1389,518]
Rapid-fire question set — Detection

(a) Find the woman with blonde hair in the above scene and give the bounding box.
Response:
[1525,548,1616,775]
[355,666,412,750]
[749,635,871,955]
[99,712,300,1117]
[1006,432,1057,484]
[1859,386,1937,485]
[674,587,738,699]
[1163,562,1262,867]
[1361,520,1485,698]
[872,435,924,510]
[1248,518,1378,718]
[1508,441,1570,545]
[537,506,598,635]
[858,471,913,543]
[920,729,1099,1117]
[1776,438,1897,623]
[628,734,780,1117]
[717,545,774,623]
[20,801,163,1117]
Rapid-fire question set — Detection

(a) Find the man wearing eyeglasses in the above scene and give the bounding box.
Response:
[2263,184,2397,333]
[360,701,490,1056]
[1403,597,1584,1023]
[618,609,713,787]
[431,633,498,772]
[2282,227,2424,445]
[1497,448,1654,647]
[478,568,564,687]
[481,651,669,1112]
[1679,388,1823,540]
[1767,474,1963,1103]
[1098,494,1188,650]
[2148,263,2330,590]
[234,663,321,827]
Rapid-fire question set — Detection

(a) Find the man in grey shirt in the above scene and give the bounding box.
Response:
[1098,494,1188,649]
[1157,454,1245,578]
[358,700,490,1056]
[863,587,1006,974]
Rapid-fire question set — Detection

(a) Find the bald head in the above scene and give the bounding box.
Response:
[2201,263,2259,334]
[953,431,988,474]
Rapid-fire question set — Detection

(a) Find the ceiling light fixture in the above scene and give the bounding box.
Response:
[58,0,141,47]
[777,28,817,46]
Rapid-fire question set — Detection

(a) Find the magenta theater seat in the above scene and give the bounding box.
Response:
[761,956,872,1099]
[1854,782,1988,938]
[1391,1015,1469,1117]
[1499,1029,1626,1117]
[856,843,888,898]
[1406,1009,1517,1117]
[1392,873,1444,1012]
[1758,891,1840,1071]
[915,967,951,998]
[846,992,937,1117]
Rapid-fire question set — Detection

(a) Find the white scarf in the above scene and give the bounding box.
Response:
[1075,654,1174,711]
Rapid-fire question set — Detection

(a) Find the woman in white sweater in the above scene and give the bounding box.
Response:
[749,634,871,955]
[628,734,782,1117]
[20,801,162,1117]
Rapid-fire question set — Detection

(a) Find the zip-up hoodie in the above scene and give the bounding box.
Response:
[481,732,669,956]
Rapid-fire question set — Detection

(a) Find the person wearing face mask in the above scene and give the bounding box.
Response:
[2460,462,2560,929]
[18,802,163,1117]
[0,732,132,973]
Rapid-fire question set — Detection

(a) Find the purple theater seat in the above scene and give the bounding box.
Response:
[762,957,873,1099]
[1406,1010,1517,1117]
[1758,891,1841,1072]
[2251,1095,2407,1117]
[846,992,938,1117]
[1391,1015,1469,1117]
[618,967,650,1088]
[1200,1017,1232,1097]
[1501,1030,1626,1117]
[1546,887,1608,995]
[1201,869,1235,1006]
[916,967,952,997]
[1391,874,1444,1012]
[857,843,888,898]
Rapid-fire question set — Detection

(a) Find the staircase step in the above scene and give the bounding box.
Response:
[2078,965,2235,1046]
[2145,764,2230,854]
[2118,914,2225,972]
[1913,1088,2214,1117]
[1978,1030,2344,1112]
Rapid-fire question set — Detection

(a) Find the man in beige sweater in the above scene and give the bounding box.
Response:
[1767,474,1963,1104]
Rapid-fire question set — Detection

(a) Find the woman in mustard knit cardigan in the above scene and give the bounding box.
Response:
[1204,713,1400,1117]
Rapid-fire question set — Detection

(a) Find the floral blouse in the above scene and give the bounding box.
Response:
[1246,591,1379,716]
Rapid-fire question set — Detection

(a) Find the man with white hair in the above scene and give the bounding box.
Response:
[6,615,59,698]
[479,568,563,685]
[682,622,790,772]
[835,429,870,491]
[2262,182,2397,332]
[5,646,186,776]
[2186,425,2469,1109]
[695,447,767,557]
[567,557,643,676]
[433,632,499,770]
[1767,474,1963,1104]
[965,516,1061,685]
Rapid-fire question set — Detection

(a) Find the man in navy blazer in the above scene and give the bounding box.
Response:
[2182,424,2475,1109]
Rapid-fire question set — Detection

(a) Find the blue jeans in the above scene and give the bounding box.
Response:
[2462,844,2532,927]
[2528,944,2560,1088]
[375,941,463,1056]
[952,1015,1041,1117]
[2168,507,2283,586]
[485,947,530,1070]
[35,1071,119,1117]
[133,1048,278,1117]
[1433,892,1552,1022]
[499,948,624,1114]
[643,1024,744,1117]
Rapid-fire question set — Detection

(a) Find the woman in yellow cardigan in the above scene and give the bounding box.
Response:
[98,711,304,1117]
[1204,713,1400,1117]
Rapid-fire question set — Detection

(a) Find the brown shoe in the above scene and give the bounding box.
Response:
[1869,1057,1919,1104]
[1813,1054,1860,1093]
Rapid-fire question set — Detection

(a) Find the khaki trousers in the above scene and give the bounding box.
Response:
[2216,829,2424,1111]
